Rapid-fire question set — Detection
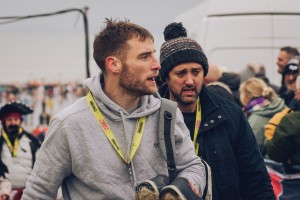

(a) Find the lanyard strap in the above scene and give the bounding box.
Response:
[1,128,22,157]
[86,91,146,163]
[193,98,201,155]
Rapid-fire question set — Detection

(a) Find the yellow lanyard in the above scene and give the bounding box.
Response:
[1,128,22,157]
[193,98,201,155]
[86,91,146,163]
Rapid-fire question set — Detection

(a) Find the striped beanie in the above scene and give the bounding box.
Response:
[159,22,208,81]
[282,57,299,75]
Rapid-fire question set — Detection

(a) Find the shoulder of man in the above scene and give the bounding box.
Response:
[56,97,88,121]
[201,86,242,116]
[264,107,293,141]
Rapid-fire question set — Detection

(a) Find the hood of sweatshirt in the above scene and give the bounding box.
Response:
[251,97,286,117]
[84,72,161,120]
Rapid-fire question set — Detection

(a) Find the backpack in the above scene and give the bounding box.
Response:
[264,107,294,141]
[159,98,212,200]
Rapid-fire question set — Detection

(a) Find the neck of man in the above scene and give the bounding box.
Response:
[103,77,140,111]
[178,102,197,113]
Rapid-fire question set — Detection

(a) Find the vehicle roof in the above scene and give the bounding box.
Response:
[208,0,300,16]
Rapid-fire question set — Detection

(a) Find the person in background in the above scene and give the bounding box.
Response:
[276,46,299,97]
[0,101,40,199]
[158,22,275,200]
[240,62,279,93]
[22,18,206,200]
[206,82,237,104]
[204,64,242,107]
[239,77,286,153]
[265,75,300,167]
[288,72,300,109]
[281,58,299,106]
[263,76,300,200]
[277,47,299,74]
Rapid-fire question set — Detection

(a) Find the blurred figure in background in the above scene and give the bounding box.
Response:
[204,64,242,107]
[265,75,300,167]
[277,47,299,74]
[206,82,237,104]
[240,77,285,153]
[240,62,279,93]
[281,58,299,106]
[276,46,299,98]
[32,96,51,143]
[288,73,300,109]
[0,101,40,199]
[264,75,300,200]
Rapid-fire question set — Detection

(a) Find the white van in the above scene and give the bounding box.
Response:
[175,0,300,85]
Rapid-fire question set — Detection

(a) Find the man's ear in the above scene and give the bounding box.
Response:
[105,56,121,73]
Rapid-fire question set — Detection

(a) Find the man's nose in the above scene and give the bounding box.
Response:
[185,74,194,85]
[152,57,161,71]
[287,74,294,80]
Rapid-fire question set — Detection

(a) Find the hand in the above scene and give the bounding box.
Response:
[188,180,200,196]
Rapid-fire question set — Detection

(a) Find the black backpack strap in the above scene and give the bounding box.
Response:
[164,109,177,183]
[159,98,178,183]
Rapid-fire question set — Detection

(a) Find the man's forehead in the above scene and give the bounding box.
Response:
[126,37,154,53]
[280,51,292,59]
[5,115,21,119]
[2,112,22,122]
[173,63,203,70]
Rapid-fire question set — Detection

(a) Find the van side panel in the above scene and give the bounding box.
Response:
[204,15,276,83]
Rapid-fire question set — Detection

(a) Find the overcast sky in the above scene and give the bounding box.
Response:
[0,0,202,83]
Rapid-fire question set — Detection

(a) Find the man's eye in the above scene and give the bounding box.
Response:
[140,55,149,59]
[193,70,201,75]
[176,72,185,76]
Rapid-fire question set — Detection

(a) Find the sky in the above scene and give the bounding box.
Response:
[0,0,202,83]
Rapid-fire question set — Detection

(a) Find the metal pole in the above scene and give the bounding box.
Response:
[0,7,91,78]
[82,6,90,78]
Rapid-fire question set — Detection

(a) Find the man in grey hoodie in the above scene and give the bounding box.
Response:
[22,19,206,200]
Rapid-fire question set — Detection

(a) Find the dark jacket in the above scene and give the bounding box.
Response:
[159,85,275,200]
[266,100,300,165]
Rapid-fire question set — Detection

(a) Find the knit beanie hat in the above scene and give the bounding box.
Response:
[282,57,299,75]
[159,22,208,81]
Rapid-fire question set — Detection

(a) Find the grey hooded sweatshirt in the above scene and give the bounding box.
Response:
[22,73,205,200]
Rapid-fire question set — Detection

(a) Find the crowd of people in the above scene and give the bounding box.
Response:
[0,81,87,139]
[0,18,299,200]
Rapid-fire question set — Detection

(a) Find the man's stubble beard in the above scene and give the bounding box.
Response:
[119,63,157,96]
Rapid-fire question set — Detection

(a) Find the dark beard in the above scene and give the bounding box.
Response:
[172,93,197,106]
[4,125,20,140]
[169,86,198,105]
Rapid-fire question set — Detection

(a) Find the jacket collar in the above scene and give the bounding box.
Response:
[158,84,226,132]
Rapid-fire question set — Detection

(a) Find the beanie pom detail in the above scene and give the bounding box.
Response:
[163,22,187,41]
